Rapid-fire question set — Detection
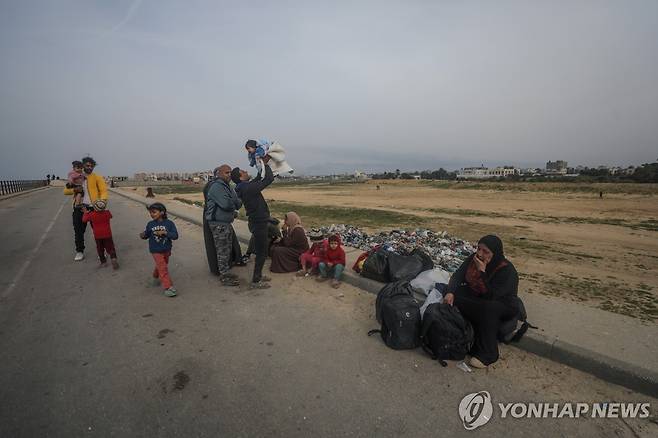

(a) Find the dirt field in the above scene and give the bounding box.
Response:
[124,180,658,322]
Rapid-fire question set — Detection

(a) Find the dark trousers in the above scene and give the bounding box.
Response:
[248,221,268,283]
[95,237,117,263]
[72,208,88,252]
[454,292,517,365]
[230,226,243,266]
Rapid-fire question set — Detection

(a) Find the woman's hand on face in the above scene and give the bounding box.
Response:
[444,293,455,306]
[474,255,487,272]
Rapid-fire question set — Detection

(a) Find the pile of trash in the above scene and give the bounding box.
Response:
[317,224,476,272]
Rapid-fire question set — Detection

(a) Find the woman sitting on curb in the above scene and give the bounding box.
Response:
[270,212,309,273]
[443,235,519,369]
[316,234,346,289]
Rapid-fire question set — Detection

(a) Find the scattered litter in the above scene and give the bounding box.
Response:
[456,361,473,373]
[317,224,476,272]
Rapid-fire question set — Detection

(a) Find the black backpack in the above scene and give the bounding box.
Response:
[368,281,421,350]
[420,303,474,366]
[498,296,537,343]
[361,249,391,283]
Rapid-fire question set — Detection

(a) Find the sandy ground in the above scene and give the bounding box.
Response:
[125,181,658,322]
[4,189,657,437]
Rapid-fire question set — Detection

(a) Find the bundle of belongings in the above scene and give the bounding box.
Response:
[318,224,476,277]
[367,273,534,367]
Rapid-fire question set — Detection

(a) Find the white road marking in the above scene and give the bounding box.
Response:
[1,199,66,299]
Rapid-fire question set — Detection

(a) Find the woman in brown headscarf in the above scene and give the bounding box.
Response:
[269,212,310,273]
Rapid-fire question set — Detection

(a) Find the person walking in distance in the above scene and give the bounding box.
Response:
[232,162,274,289]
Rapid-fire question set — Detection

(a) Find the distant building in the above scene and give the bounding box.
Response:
[458,166,520,179]
[546,160,568,174]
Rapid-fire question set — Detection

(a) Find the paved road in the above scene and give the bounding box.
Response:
[0,189,656,437]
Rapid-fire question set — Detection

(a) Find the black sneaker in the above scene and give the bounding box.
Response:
[221,272,239,279]
[220,276,239,287]
[249,281,271,290]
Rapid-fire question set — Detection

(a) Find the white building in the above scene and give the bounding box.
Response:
[458,166,520,179]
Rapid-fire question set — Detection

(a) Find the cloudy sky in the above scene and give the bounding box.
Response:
[1,0,657,177]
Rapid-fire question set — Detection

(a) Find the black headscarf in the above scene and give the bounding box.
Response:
[478,234,506,274]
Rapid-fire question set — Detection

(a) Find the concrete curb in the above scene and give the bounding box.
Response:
[0,186,50,202]
[111,188,658,398]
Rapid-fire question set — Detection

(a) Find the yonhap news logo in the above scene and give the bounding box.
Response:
[458,392,651,430]
[459,391,493,430]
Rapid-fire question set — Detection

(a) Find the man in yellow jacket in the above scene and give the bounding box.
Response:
[64,156,108,261]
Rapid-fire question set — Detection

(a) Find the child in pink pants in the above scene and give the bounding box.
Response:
[297,231,326,277]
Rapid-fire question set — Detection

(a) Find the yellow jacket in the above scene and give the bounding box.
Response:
[63,173,108,203]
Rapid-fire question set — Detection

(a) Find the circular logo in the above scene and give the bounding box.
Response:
[459,391,493,430]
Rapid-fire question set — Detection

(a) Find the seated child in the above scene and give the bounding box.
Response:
[316,234,346,288]
[297,230,327,277]
[82,199,118,269]
[245,138,294,177]
[67,160,86,206]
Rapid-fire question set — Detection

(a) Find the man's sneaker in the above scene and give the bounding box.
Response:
[111,259,119,270]
[220,276,240,287]
[164,287,177,297]
[249,281,271,290]
[74,252,84,261]
[260,275,272,282]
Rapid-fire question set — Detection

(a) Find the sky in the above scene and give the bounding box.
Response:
[1,0,657,178]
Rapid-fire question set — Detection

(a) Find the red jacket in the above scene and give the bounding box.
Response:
[324,237,346,266]
[82,210,113,239]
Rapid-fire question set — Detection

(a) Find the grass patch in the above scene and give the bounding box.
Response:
[145,185,204,195]
[173,197,203,208]
[265,200,427,230]
[421,180,658,195]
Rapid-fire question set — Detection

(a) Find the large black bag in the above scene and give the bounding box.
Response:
[361,249,390,283]
[420,303,474,366]
[498,297,537,343]
[388,253,424,282]
[368,281,421,350]
[411,248,434,272]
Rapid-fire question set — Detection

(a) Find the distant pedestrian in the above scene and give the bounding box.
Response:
[204,165,242,286]
[63,156,108,262]
[82,200,118,269]
[233,163,274,289]
[599,191,603,199]
[146,187,155,198]
[140,203,179,297]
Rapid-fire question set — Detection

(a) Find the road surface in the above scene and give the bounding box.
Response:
[0,189,655,437]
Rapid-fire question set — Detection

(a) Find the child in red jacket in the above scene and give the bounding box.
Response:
[82,200,119,269]
[297,231,326,277]
[316,234,346,288]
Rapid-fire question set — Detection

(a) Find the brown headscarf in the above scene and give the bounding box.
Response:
[284,211,303,230]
